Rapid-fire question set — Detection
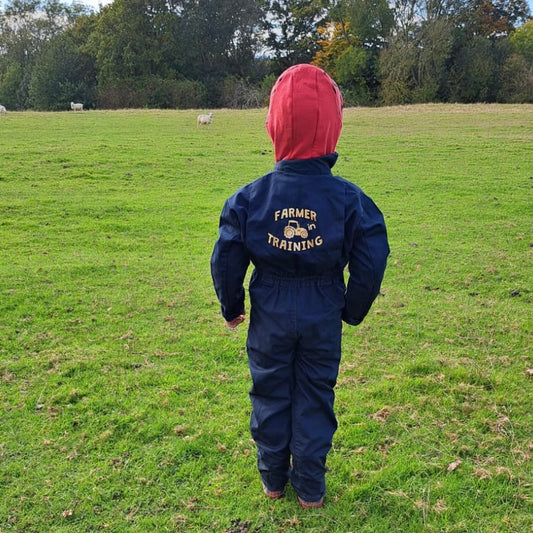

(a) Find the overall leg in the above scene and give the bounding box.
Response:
[247,279,296,492]
[290,282,343,502]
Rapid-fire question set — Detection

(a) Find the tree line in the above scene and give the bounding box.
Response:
[0,0,531,110]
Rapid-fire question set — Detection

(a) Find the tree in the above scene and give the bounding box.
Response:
[501,19,533,102]
[174,0,267,80]
[510,18,533,61]
[86,0,162,87]
[83,0,267,107]
[443,0,531,102]
[448,36,500,101]
[378,35,418,104]
[341,0,394,50]
[379,14,457,104]
[2,0,531,109]
[378,0,522,104]
[0,60,25,109]
[312,22,372,103]
[28,32,96,110]
[471,0,530,38]
[340,0,394,101]
[310,0,393,103]
[264,0,330,73]
[312,21,358,76]
[0,0,87,109]
[499,52,533,102]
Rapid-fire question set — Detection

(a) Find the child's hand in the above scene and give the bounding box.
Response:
[226,314,245,329]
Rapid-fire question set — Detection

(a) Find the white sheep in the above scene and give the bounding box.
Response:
[0,105,7,115]
[197,112,214,128]
[70,102,83,112]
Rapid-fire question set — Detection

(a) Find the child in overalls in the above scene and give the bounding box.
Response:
[211,64,389,507]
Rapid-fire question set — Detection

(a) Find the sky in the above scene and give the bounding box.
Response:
[79,0,113,10]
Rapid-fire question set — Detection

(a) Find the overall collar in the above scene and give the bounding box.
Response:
[274,153,339,175]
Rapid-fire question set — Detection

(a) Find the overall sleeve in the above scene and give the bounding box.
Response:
[210,193,250,322]
[342,192,389,326]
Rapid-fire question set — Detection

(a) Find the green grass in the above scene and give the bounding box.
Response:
[1,105,532,532]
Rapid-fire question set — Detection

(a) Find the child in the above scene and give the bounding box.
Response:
[211,64,389,508]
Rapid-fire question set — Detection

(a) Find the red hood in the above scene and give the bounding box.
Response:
[266,64,343,162]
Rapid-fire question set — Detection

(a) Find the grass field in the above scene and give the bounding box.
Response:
[0,105,532,532]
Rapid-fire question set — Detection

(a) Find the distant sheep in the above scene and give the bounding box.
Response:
[70,102,83,112]
[0,105,6,115]
[197,112,213,128]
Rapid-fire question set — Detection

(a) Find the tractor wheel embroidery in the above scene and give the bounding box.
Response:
[283,220,309,239]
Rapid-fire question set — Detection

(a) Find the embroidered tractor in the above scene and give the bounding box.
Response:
[284,220,309,239]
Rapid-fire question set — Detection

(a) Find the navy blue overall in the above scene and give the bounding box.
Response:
[211,154,389,502]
